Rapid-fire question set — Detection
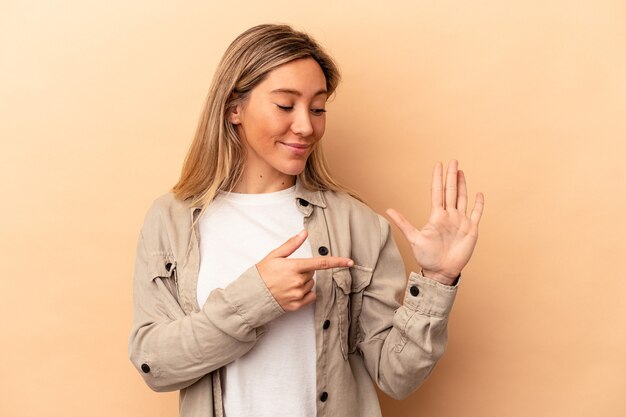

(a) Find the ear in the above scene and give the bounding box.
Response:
[228,102,243,125]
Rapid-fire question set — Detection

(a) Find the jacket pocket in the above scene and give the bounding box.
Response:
[332,265,374,360]
[147,253,183,318]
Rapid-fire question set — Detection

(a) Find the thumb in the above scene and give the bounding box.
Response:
[270,230,308,258]
[386,209,417,242]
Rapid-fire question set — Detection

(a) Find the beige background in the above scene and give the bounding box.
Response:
[1,1,625,416]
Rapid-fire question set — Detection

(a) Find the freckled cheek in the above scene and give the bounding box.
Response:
[247,120,278,148]
[313,119,326,140]
[259,112,290,137]
[250,109,284,133]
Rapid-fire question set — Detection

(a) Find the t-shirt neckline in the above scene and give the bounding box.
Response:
[217,185,296,205]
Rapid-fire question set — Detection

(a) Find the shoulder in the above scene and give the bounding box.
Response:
[140,192,193,232]
[322,189,384,222]
[321,189,391,244]
[139,192,195,255]
[143,192,192,223]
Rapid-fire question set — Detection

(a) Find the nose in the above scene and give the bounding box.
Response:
[291,108,314,137]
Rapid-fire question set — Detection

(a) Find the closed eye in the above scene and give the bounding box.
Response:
[276,104,326,116]
[311,108,327,116]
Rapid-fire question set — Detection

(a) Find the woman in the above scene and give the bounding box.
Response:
[128,23,484,417]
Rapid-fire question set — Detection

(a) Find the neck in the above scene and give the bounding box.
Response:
[232,169,296,194]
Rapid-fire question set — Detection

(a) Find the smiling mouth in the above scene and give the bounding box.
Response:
[279,142,310,155]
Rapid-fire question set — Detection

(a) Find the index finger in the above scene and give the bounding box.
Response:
[293,256,354,272]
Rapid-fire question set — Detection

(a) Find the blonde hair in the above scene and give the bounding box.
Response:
[172,23,359,209]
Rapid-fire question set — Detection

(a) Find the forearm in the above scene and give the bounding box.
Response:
[367,272,457,399]
[129,237,285,392]
[358,217,458,399]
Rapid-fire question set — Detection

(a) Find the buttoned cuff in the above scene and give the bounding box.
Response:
[402,272,459,317]
[223,265,285,330]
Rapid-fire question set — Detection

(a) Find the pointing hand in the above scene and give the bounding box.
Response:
[256,230,354,311]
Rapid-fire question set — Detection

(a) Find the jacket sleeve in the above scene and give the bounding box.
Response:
[356,215,458,400]
[128,229,285,392]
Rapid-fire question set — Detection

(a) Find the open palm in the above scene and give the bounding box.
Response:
[386,160,484,286]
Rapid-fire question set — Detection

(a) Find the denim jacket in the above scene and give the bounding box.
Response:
[128,180,458,416]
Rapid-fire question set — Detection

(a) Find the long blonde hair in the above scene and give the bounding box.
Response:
[172,23,358,208]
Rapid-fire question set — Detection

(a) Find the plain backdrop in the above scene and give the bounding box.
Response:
[1,1,625,416]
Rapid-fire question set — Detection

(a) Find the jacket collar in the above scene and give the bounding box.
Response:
[294,177,327,208]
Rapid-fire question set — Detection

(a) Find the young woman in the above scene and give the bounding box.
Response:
[128,23,484,417]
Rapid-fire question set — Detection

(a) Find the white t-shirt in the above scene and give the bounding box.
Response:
[197,186,316,417]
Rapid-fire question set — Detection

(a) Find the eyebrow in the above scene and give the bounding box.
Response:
[270,88,328,97]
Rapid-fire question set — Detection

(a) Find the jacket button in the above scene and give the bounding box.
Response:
[165,262,172,272]
[410,286,419,297]
[320,391,328,402]
[318,246,329,256]
[299,198,309,207]
[323,320,331,330]
[141,363,151,373]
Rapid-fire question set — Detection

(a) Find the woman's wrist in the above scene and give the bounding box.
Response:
[421,269,461,286]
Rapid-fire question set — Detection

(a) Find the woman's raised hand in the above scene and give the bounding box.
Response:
[256,230,354,312]
[386,160,484,286]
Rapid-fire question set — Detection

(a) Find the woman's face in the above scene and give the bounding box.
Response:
[229,58,328,183]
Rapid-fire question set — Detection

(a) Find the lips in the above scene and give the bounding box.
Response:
[279,142,310,156]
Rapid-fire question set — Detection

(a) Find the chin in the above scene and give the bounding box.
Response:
[279,161,308,176]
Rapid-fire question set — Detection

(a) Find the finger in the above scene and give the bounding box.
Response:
[444,159,458,209]
[298,270,315,285]
[270,230,308,258]
[301,277,315,294]
[283,290,316,312]
[385,208,417,244]
[470,192,485,225]
[431,161,443,209]
[299,291,317,308]
[457,170,468,215]
[289,281,314,302]
[296,256,354,272]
